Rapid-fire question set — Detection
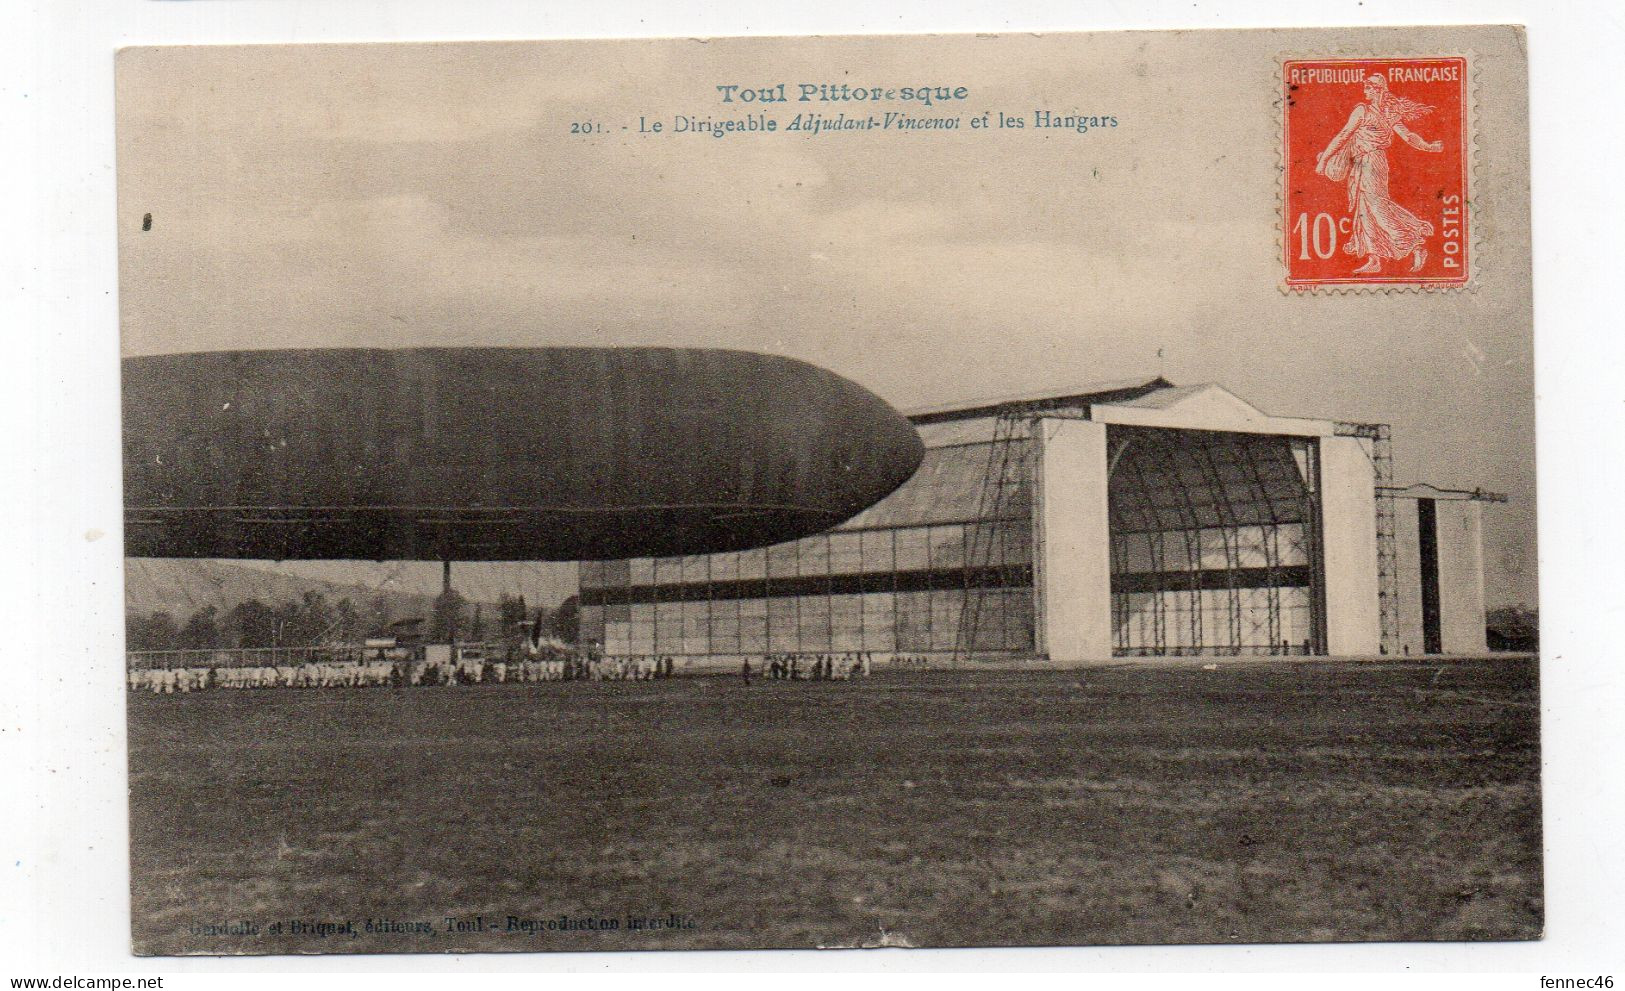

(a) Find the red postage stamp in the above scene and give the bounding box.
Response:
[1282,57,1470,289]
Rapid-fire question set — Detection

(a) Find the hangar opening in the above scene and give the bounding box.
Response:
[1107,426,1323,656]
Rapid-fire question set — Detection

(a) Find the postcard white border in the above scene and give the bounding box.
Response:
[4,0,1621,980]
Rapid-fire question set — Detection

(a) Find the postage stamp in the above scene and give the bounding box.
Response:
[1282,57,1470,289]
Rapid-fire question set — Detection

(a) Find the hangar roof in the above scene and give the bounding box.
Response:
[1099,382,1212,409]
[904,375,1172,423]
[844,380,1353,532]
[905,378,1345,439]
[1089,382,1341,437]
[909,380,1346,449]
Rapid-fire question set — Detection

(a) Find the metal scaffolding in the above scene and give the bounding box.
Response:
[954,411,1034,667]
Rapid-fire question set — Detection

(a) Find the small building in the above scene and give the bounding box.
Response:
[384,617,427,647]
[577,378,1498,665]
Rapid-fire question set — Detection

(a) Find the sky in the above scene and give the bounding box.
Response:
[115,28,1536,608]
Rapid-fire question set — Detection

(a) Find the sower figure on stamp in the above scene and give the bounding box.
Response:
[1315,73,1444,274]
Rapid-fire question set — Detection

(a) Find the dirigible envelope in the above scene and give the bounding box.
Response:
[122,347,925,561]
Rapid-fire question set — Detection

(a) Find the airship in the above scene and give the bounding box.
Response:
[122,347,924,562]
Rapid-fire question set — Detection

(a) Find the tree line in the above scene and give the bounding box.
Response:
[127,589,578,652]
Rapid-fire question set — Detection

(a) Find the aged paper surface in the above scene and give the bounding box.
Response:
[117,26,1536,955]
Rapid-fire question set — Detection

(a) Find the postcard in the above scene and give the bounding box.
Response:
[117,25,1537,954]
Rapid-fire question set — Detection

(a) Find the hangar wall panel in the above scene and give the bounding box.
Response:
[1436,499,1489,653]
[573,433,1036,663]
[1035,418,1113,662]
[1319,436,1381,654]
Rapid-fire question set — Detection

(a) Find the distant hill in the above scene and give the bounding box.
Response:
[123,559,449,622]
[254,559,576,610]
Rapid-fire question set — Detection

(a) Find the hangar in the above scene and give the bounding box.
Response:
[577,377,1500,665]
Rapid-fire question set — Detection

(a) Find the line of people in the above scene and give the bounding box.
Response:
[580,656,677,680]
[127,650,892,694]
[411,656,575,685]
[747,652,872,682]
[125,657,565,693]
[128,660,402,693]
[125,654,661,692]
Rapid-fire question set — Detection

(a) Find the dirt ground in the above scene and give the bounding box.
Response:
[126,658,1542,955]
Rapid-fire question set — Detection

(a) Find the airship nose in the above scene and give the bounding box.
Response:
[815,369,925,521]
[859,392,925,495]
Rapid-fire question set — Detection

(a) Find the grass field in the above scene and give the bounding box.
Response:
[126,659,1542,955]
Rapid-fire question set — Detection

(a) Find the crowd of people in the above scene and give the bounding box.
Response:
[748,652,872,681]
[125,651,892,693]
[125,655,572,693]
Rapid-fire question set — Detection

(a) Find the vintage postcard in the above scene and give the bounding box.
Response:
[116,25,1537,955]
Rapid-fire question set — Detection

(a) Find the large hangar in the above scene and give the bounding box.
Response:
[577,378,1496,664]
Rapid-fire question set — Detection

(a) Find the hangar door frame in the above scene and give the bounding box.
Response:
[1103,425,1329,656]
